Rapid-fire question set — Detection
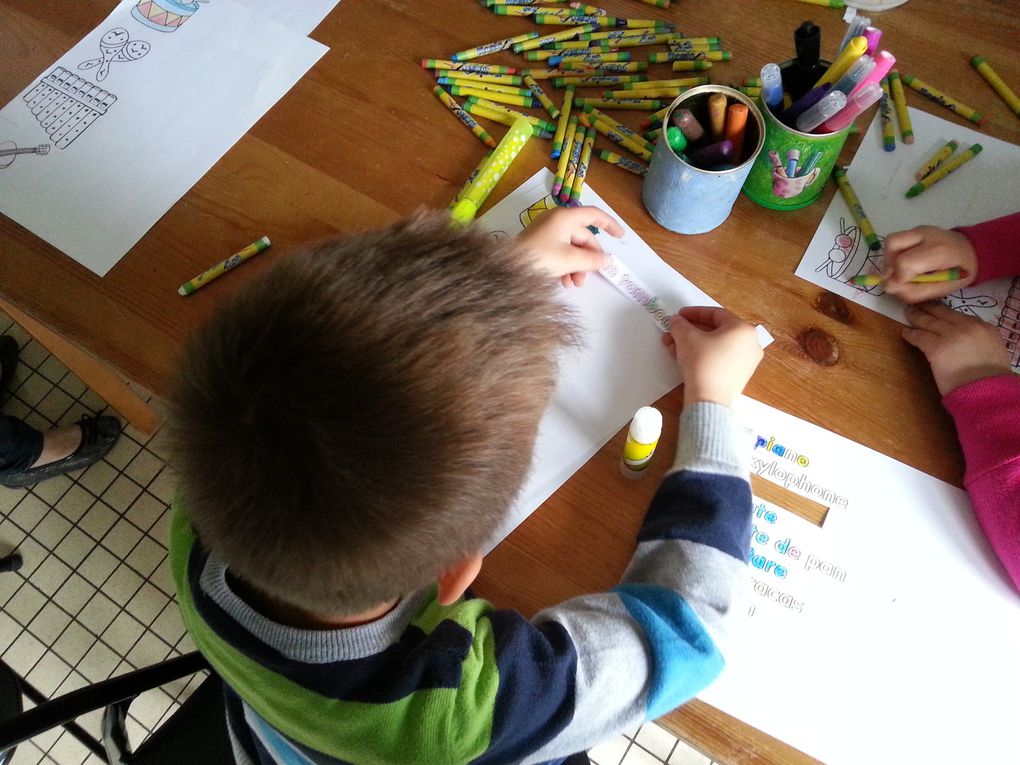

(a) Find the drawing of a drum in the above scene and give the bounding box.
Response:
[131,0,200,32]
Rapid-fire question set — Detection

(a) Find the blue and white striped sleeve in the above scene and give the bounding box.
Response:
[519,402,752,763]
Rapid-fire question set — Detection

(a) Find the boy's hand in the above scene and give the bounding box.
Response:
[903,302,1011,396]
[661,306,763,407]
[882,225,977,303]
[516,205,624,287]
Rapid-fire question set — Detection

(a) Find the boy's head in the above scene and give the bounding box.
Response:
[170,213,575,616]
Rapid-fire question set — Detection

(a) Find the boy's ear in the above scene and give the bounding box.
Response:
[436,553,484,606]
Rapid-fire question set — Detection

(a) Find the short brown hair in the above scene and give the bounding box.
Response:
[170,212,576,615]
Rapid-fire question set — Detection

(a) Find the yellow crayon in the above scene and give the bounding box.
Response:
[605,87,684,99]
[422,59,517,75]
[623,77,707,89]
[832,167,881,250]
[553,75,645,87]
[575,97,663,110]
[584,105,656,153]
[553,116,579,195]
[560,61,648,72]
[437,78,532,97]
[517,69,573,80]
[494,5,584,16]
[450,31,540,61]
[513,25,595,52]
[571,3,608,14]
[580,113,653,160]
[652,51,731,62]
[791,0,845,6]
[888,71,914,144]
[597,149,648,175]
[450,117,533,225]
[901,75,984,125]
[561,119,586,197]
[524,75,561,120]
[433,87,498,149]
[849,269,966,287]
[568,125,597,202]
[906,144,982,197]
[178,237,270,295]
[814,36,867,88]
[880,78,895,151]
[448,151,492,210]
[971,56,1020,119]
[668,61,713,72]
[448,86,535,108]
[466,96,557,132]
[464,101,530,131]
[434,71,523,86]
[525,46,612,61]
[552,85,574,158]
[915,140,958,181]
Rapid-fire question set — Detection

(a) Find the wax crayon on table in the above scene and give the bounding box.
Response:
[178,237,270,296]
[636,0,671,7]
[448,151,492,210]
[526,45,612,61]
[448,86,535,107]
[915,140,957,181]
[568,125,597,204]
[832,167,881,251]
[971,56,1020,119]
[849,269,967,287]
[785,148,800,178]
[821,82,881,133]
[814,37,867,88]
[791,0,844,6]
[877,80,893,151]
[563,61,648,73]
[517,69,573,80]
[902,75,983,125]
[739,87,762,98]
[651,51,730,63]
[708,92,727,141]
[513,25,595,52]
[466,97,557,132]
[746,77,762,88]
[585,115,654,160]
[584,105,653,148]
[548,53,633,68]
[437,79,532,97]
[624,77,707,89]
[553,75,645,87]
[434,71,524,86]
[571,4,608,15]
[450,118,533,225]
[687,139,733,168]
[524,75,561,121]
[605,88,685,99]
[888,71,913,143]
[598,149,648,175]
[761,63,783,110]
[450,31,540,61]
[576,98,664,110]
[560,120,586,199]
[551,85,574,158]
[464,102,550,136]
[422,59,517,75]
[668,60,713,72]
[645,127,662,142]
[795,90,846,132]
[494,5,584,16]
[432,87,497,149]
[905,144,982,198]
[552,116,579,195]
[666,41,723,53]
[725,103,749,161]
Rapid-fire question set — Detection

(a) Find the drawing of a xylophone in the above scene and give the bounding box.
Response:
[22,67,117,149]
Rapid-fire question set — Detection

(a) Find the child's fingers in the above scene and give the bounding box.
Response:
[904,303,950,332]
[676,305,729,330]
[883,228,925,259]
[901,326,939,355]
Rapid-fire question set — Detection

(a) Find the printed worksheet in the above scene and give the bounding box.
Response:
[0,0,328,275]
[796,107,1020,372]
[481,169,772,545]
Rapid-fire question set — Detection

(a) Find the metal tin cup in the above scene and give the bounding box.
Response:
[642,85,765,235]
[743,60,851,210]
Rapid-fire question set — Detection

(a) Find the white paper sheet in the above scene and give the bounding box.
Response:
[481,169,773,547]
[234,0,341,35]
[699,396,1020,765]
[0,0,327,276]
[795,107,1020,372]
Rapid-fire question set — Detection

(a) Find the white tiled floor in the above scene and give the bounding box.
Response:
[0,313,203,765]
[0,311,722,765]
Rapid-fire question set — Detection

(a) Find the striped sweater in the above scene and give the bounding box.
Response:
[170,402,753,765]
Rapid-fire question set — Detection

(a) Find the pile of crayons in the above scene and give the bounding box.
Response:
[426,0,738,206]
[758,17,895,135]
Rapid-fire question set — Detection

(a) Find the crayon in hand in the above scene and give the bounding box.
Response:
[849,269,967,287]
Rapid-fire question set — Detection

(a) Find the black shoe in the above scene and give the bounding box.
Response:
[0,415,122,488]
[0,336,18,400]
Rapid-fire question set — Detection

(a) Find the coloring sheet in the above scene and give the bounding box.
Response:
[0,0,328,276]
[796,107,1020,372]
[233,0,341,35]
[699,396,1020,765]
[481,169,773,546]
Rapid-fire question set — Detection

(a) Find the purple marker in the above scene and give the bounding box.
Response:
[687,139,733,168]
[863,27,883,56]
[781,83,831,127]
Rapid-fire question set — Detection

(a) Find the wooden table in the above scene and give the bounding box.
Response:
[1,1,1018,762]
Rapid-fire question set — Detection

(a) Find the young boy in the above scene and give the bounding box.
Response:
[169,206,763,764]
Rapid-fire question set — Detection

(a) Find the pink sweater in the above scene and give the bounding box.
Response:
[946,212,1020,593]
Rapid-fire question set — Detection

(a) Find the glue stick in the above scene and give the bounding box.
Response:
[621,406,662,478]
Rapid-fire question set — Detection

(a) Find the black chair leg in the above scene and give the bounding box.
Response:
[0,555,22,574]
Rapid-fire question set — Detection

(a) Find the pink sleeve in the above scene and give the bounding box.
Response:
[942,374,1020,594]
[953,211,1020,284]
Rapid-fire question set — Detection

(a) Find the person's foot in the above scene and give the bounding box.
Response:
[0,415,122,488]
[0,335,19,399]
